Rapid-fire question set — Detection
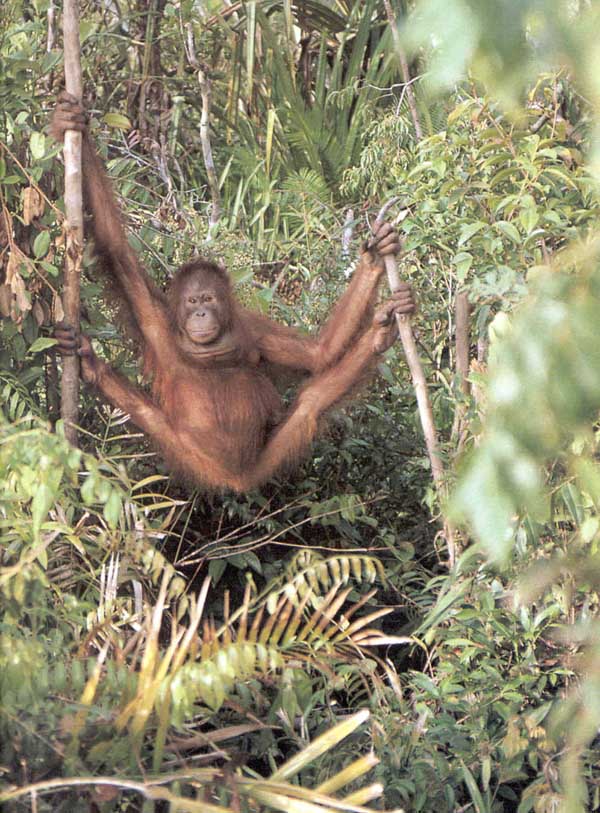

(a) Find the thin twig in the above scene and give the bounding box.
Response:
[185,23,221,239]
[383,0,423,139]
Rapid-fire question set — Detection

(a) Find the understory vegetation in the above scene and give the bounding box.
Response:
[3,1,600,811]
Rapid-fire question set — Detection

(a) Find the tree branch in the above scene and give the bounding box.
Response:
[383,0,423,140]
[376,200,456,567]
[185,24,221,240]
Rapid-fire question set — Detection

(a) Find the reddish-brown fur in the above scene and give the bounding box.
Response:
[52,94,415,492]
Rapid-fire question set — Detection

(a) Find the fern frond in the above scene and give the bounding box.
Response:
[0,370,42,423]
[281,167,330,202]
[276,548,386,606]
[172,640,284,717]
[97,558,409,754]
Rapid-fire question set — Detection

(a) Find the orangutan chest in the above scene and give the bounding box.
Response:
[155,365,282,439]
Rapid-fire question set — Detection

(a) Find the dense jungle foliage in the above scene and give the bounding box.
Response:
[3,0,600,811]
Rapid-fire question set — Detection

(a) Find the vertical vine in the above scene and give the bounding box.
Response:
[60,0,83,445]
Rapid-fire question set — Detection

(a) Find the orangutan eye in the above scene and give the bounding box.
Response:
[188,297,197,304]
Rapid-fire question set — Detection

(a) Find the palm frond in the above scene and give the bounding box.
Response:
[0,710,394,813]
[97,557,410,757]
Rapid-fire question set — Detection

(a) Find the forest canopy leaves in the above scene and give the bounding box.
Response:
[402,0,600,115]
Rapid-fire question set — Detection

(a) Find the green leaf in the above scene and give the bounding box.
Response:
[481,756,491,791]
[30,132,46,160]
[452,251,473,281]
[37,547,48,569]
[40,261,59,277]
[208,559,227,585]
[542,166,577,189]
[461,764,486,813]
[490,167,518,188]
[447,99,473,125]
[270,709,370,781]
[103,490,122,529]
[41,50,62,75]
[28,337,57,354]
[410,672,440,696]
[519,206,539,233]
[79,20,97,42]
[458,221,486,246]
[496,220,521,243]
[377,361,395,384]
[80,473,96,505]
[102,113,132,130]
[31,482,54,540]
[33,231,51,259]
[452,438,518,561]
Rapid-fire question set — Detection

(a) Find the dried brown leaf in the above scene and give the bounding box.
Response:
[53,293,65,322]
[22,186,45,225]
[12,273,31,313]
[0,206,12,249]
[6,248,32,314]
[33,300,45,325]
[0,284,12,317]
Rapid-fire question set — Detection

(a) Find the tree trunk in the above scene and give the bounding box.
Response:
[60,0,84,445]
[451,290,471,447]
[454,291,471,393]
